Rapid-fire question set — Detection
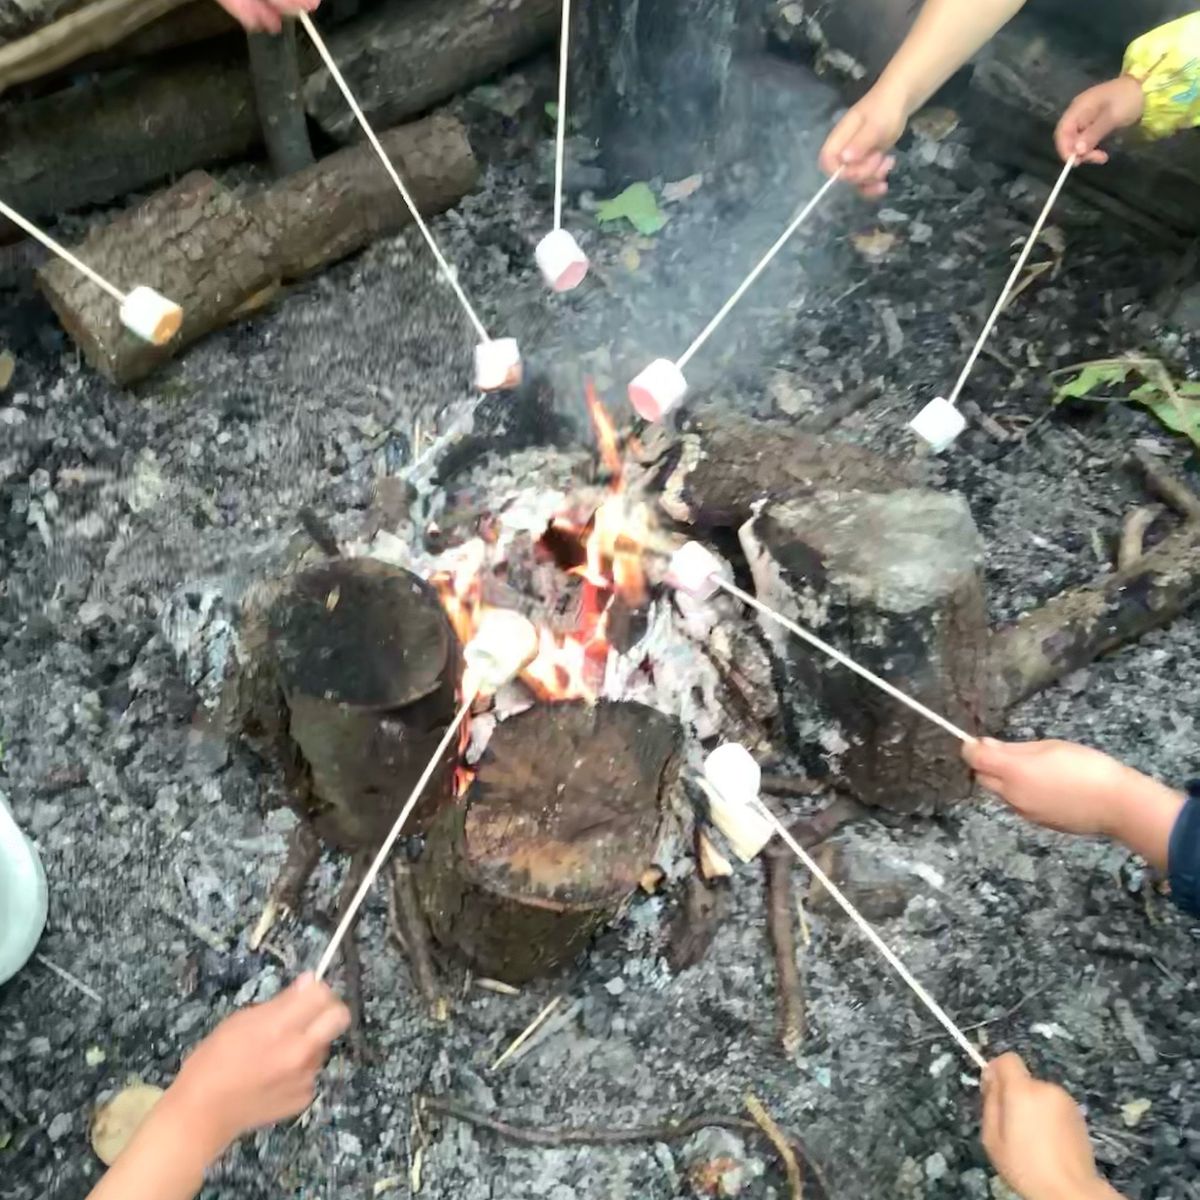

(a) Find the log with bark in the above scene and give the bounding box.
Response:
[37,113,477,383]
[246,24,314,176]
[303,0,558,143]
[740,488,989,814]
[653,408,918,531]
[571,0,761,181]
[417,701,681,984]
[266,557,462,848]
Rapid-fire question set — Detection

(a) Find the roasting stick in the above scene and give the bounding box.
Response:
[534,0,589,292]
[0,198,182,345]
[910,156,1076,452]
[315,610,539,981]
[627,168,843,422]
[669,542,973,742]
[702,746,987,1070]
[296,12,522,391]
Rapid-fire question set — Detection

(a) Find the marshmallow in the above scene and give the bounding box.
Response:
[909,396,967,454]
[666,541,724,601]
[535,228,589,293]
[702,743,773,863]
[475,338,523,392]
[627,358,688,423]
[119,286,183,346]
[463,608,539,693]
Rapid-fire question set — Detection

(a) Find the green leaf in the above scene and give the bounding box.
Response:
[1052,361,1131,404]
[595,182,668,236]
[544,101,558,121]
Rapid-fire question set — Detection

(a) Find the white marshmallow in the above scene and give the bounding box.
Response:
[119,286,183,346]
[535,228,589,293]
[909,396,967,454]
[475,338,523,392]
[627,358,688,423]
[463,608,539,694]
[702,743,773,863]
[666,541,724,601]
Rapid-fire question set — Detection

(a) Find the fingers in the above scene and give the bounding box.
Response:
[305,997,352,1049]
[988,1052,1031,1088]
[819,111,864,176]
[276,973,340,1030]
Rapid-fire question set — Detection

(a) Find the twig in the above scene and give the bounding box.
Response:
[763,848,805,1054]
[802,381,877,436]
[418,1095,828,1197]
[760,774,820,799]
[1117,504,1163,571]
[1130,449,1200,523]
[34,953,103,1005]
[388,860,446,1020]
[745,1094,803,1200]
[490,995,562,1071]
[913,982,1049,1045]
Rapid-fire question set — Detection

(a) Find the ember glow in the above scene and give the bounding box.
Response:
[431,381,651,706]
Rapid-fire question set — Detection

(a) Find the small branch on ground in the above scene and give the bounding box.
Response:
[667,874,730,971]
[418,1096,828,1198]
[1130,449,1200,523]
[745,1093,804,1200]
[388,859,446,1020]
[1117,504,1163,571]
[760,773,820,798]
[251,821,322,950]
[763,847,805,1055]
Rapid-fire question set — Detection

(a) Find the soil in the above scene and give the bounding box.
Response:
[2,49,1199,1200]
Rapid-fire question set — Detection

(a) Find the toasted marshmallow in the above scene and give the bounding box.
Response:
[627,358,687,423]
[475,338,523,392]
[666,541,724,601]
[909,396,967,453]
[119,286,183,346]
[463,608,538,694]
[702,743,773,862]
[535,228,589,293]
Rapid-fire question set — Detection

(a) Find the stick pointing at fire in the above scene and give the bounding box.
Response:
[315,608,539,982]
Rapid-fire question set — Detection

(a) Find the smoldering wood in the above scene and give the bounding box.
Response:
[246,24,314,176]
[417,701,680,984]
[303,0,558,143]
[572,0,760,181]
[989,518,1200,712]
[655,408,917,531]
[266,557,461,849]
[0,56,259,243]
[741,489,988,815]
[37,114,477,383]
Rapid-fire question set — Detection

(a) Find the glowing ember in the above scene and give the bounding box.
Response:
[431,381,652,708]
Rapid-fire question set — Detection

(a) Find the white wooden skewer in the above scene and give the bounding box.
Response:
[315,689,476,981]
[552,0,571,233]
[627,169,842,421]
[298,12,486,340]
[751,793,988,1071]
[718,578,973,743]
[0,198,183,345]
[912,156,1075,451]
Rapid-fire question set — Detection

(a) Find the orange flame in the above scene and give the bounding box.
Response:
[432,380,650,709]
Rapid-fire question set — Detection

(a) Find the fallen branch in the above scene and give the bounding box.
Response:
[388,861,446,1020]
[1131,449,1200,523]
[418,1095,828,1197]
[745,1093,803,1200]
[763,847,805,1054]
[1117,504,1162,571]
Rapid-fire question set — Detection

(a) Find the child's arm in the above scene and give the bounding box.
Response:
[962,738,1199,913]
[87,974,349,1200]
[983,1054,1126,1200]
[818,0,1027,196]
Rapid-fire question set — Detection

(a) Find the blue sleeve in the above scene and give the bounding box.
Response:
[1167,784,1200,917]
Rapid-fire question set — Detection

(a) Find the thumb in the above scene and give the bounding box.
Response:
[987,1052,1031,1092]
[820,110,865,174]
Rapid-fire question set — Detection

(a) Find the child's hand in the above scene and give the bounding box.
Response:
[214,0,318,35]
[982,1054,1120,1200]
[1055,76,1145,164]
[819,86,906,198]
[170,974,350,1155]
[962,738,1132,836]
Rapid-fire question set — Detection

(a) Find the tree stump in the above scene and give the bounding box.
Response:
[572,0,762,181]
[417,701,680,984]
[266,557,461,850]
[740,489,988,814]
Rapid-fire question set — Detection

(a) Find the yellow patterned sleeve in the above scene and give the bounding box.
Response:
[1122,12,1200,139]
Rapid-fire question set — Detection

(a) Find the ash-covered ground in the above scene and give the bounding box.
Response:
[2,52,1199,1200]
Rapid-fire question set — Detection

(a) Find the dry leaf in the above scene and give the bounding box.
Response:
[662,174,704,204]
[1120,1098,1152,1128]
[91,1083,165,1165]
[852,229,897,263]
[639,865,665,893]
[0,350,14,392]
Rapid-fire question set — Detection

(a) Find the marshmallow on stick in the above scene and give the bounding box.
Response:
[535,228,589,293]
[474,338,523,392]
[702,743,774,862]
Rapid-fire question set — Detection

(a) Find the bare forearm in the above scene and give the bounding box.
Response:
[875,0,1028,116]
[86,1088,227,1200]
[1106,771,1185,872]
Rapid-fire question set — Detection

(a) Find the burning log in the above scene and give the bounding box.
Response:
[36,113,477,383]
[417,701,681,984]
[654,409,917,531]
[303,0,559,143]
[266,557,462,849]
[740,489,989,814]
